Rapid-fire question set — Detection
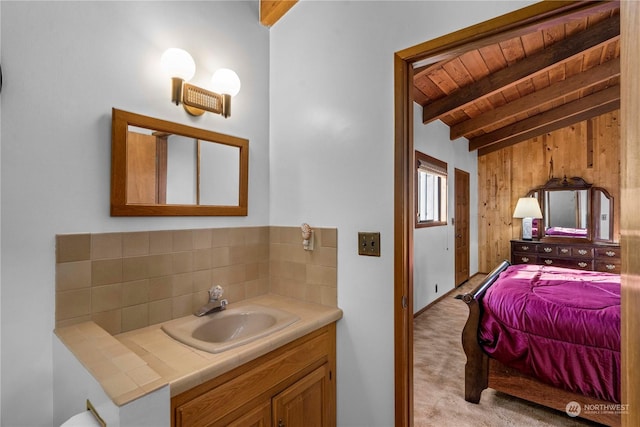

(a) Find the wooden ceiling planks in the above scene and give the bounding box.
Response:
[413,1,621,155]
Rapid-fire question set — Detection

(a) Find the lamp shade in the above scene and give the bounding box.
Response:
[513,197,543,218]
[161,48,196,81]
[211,68,241,97]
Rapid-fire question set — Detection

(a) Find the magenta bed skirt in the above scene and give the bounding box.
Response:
[479,264,620,403]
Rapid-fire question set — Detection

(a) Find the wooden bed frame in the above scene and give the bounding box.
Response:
[460,260,621,427]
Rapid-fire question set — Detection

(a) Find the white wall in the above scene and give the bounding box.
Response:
[269,1,534,425]
[413,110,478,313]
[1,2,269,425]
[0,1,538,425]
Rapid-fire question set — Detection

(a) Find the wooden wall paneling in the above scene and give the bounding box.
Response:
[621,2,640,425]
[477,111,620,272]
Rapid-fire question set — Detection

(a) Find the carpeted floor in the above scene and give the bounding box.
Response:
[413,276,603,427]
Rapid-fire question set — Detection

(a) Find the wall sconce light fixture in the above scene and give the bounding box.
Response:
[513,197,543,241]
[161,48,241,118]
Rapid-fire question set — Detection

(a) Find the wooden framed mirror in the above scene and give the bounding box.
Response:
[111,108,249,216]
[528,176,614,243]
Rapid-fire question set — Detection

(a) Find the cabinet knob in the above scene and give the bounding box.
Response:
[578,262,587,268]
[578,249,588,255]
[278,419,285,427]
[544,247,552,253]
[606,251,616,257]
[560,248,569,254]
[544,259,553,265]
[606,264,616,270]
[522,246,529,251]
[521,257,529,263]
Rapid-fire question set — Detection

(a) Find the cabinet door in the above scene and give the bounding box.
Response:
[273,365,328,427]
[227,400,271,427]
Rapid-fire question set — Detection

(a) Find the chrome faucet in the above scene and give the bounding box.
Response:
[195,285,228,317]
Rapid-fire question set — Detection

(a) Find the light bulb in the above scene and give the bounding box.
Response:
[211,68,241,97]
[160,48,196,81]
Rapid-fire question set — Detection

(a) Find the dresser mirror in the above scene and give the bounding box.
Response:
[528,176,614,243]
[111,108,248,216]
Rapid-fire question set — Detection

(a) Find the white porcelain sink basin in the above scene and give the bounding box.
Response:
[161,304,300,353]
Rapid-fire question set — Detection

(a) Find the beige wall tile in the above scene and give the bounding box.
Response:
[148,276,172,301]
[92,283,123,313]
[211,247,230,268]
[211,228,230,247]
[306,265,337,287]
[91,310,121,335]
[56,289,91,320]
[92,259,123,286]
[55,225,338,332]
[149,231,172,254]
[56,261,91,291]
[172,230,193,252]
[148,254,173,277]
[149,299,172,325]
[172,294,192,318]
[172,273,193,297]
[122,280,149,307]
[320,228,337,248]
[121,304,149,333]
[193,229,212,249]
[172,252,193,274]
[123,256,149,282]
[193,248,212,271]
[123,232,149,257]
[192,270,213,293]
[57,234,91,263]
[91,233,122,260]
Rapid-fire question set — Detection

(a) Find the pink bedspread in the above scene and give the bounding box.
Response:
[479,264,620,403]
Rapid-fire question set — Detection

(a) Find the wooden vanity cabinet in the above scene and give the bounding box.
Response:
[171,323,336,427]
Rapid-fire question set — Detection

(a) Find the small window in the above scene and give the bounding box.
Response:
[415,151,447,228]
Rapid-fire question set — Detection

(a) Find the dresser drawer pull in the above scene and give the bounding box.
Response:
[544,259,553,265]
[543,247,552,253]
[521,257,529,263]
[578,262,588,268]
[605,251,616,257]
[560,248,569,254]
[606,264,616,270]
[521,246,529,251]
[578,249,588,255]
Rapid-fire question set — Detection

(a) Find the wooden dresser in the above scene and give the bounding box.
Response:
[510,239,621,274]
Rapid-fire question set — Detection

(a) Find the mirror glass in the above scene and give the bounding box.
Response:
[112,109,248,216]
[593,188,613,241]
[544,189,589,238]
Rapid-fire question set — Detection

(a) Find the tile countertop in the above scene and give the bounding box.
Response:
[55,294,343,406]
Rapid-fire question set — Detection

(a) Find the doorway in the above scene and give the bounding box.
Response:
[392,2,636,426]
[454,168,470,287]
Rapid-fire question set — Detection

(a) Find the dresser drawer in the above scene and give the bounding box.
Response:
[539,257,593,270]
[513,242,536,253]
[571,247,593,258]
[513,253,538,264]
[595,260,621,274]
[595,247,621,260]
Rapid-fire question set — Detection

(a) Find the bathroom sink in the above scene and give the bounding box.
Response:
[161,304,300,353]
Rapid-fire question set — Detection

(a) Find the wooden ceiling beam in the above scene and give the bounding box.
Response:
[450,58,620,139]
[407,1,619,69]
[422,13,620,124]
[470,85,620,154]
[260,0,298,27]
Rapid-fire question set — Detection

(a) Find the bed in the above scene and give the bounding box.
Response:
[461,261,622,426]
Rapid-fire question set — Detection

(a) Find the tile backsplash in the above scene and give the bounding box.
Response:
[56,226,337,334]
